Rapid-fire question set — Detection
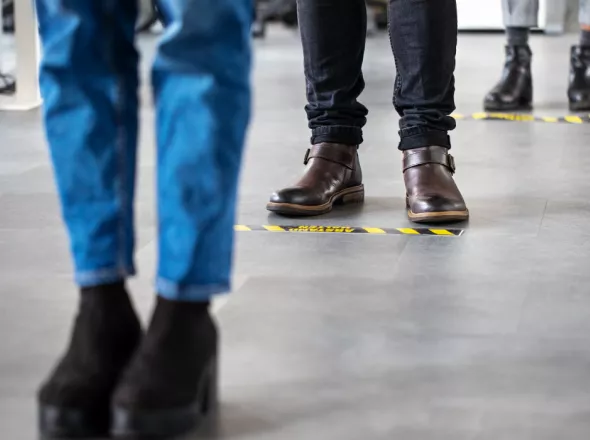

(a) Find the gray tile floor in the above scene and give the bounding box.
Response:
[2,29,590,439]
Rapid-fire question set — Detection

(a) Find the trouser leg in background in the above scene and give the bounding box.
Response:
[388,0,468,223]
[484,0,536,111]
[299,0,368,146]
[36,0,252,438]
[502,0,538,28]
[388,0,457,150]
[267,0,366,217]
[569,0,590,111]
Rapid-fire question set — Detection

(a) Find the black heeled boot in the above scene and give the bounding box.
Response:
[38,282,142,438]
[568,45,590,112]
[112,296,217,439]
[484,45,533,111]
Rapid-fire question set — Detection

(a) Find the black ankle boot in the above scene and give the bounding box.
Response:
[38,282,142,438]
[112,296,217,439]
[484,45,533,111]
[568,45,590,111]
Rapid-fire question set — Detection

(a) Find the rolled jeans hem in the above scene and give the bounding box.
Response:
[398,130,451,151]
[156,278,230,302]
[75,266,136,287]
[310,125,363,146]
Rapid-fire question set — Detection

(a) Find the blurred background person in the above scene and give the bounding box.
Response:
[485,0,590,111]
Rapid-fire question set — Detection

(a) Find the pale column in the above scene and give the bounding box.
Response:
[0,0,42,110]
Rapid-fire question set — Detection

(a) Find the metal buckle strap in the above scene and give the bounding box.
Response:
[403,150,456,174]
[303,145,355,169]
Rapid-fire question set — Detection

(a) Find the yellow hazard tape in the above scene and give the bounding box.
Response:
[452,112,590,124]
[262,225,285,232]
[234,225,464,236]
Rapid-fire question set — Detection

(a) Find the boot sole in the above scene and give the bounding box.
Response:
[266,185,365,217]
[569,102,590,112]
[408,209,470,224]
[111,360,217,439]
[38,405,110,439]
[483,103,532,112]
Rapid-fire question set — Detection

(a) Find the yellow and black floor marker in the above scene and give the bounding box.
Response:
[452,112,590,124]
[234,225,464,236]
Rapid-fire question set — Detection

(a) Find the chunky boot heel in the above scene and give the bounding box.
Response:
[337,186,365,205]
[112,297,218,439]
[200,358,218,415]
[112,358,217,438]
[39,405,110,439]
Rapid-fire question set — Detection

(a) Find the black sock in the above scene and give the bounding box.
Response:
[81,281,128,302]
[580,29,590,47]
[506,27,530,47]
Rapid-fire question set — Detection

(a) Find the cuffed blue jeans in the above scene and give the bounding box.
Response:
[35,0,252,301]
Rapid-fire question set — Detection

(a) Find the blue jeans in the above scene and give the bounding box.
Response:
[35,0,252,301]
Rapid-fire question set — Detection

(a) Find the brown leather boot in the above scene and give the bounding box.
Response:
[267,143,364,216]
[403,146,469,224]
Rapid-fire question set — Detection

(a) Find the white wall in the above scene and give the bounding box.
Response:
[457,0,548,30]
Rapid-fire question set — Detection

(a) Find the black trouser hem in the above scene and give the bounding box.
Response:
[310,125,363,146]
[398,129,451,151]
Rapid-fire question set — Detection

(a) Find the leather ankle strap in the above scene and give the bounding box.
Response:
[403,148,456,174]
[304,144,356,169]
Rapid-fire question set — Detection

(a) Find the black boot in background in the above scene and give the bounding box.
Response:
[568,45,590,112]
[484,45,533,111]
[38,282,142,438]
[112,296,218,439]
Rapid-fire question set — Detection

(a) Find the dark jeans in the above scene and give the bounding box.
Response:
[298,0,457,150]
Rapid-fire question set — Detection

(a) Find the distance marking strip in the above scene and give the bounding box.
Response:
[452,112,589,124]
[234,225,464,236]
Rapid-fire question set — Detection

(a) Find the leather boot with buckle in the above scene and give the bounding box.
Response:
[267,143,364,216]
[404,146,469,224]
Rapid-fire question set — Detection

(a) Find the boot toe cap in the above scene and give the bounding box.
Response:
[39,377,111,408]
[269,187,322,206]
[484,92,516,108]
[408,195,468,216]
